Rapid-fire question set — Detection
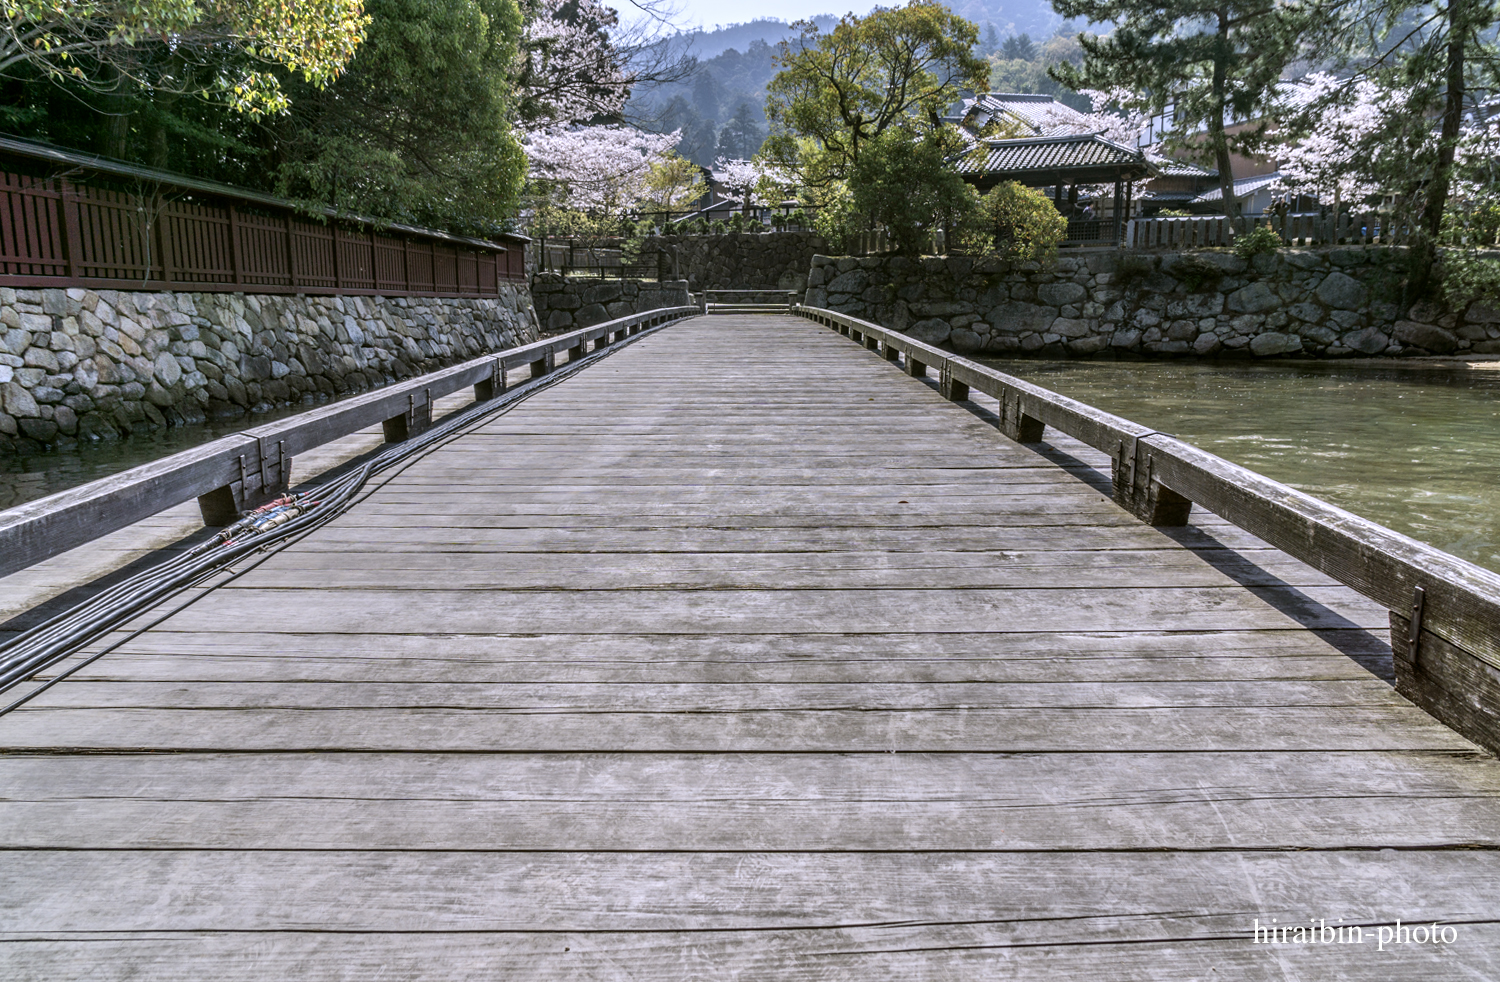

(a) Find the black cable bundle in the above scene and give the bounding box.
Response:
[0,315,688,714]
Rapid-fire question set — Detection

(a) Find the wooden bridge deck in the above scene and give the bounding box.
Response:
[3,313,1500,979]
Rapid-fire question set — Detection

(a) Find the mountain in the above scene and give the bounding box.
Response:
[628,5,1074,168]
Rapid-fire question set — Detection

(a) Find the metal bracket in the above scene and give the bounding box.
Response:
[1409,585,1426,663]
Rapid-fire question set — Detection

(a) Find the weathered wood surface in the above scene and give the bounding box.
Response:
[800,305,1500,755]
[0,307,695,578]
[2,313,1499,980]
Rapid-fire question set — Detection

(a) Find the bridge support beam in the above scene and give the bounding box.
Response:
[1111,440,1192,526]
[905,355,926,378]
[530,351,555,379]
[473,364,505,403]
[939,367,968,403]
[997,392,1043,444]
[196,441,292,526]
[882,342,901,362]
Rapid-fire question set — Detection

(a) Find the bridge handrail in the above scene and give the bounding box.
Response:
[796,303,1500,755]
[0,306,699,579]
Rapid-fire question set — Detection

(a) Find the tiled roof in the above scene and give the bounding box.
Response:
[970,93,1093,137]
[1193,171,1283,203]
[953,134,1152,176]
[1148,155,1216,178]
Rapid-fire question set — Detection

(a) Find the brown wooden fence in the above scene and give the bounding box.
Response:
[0,138,526,297]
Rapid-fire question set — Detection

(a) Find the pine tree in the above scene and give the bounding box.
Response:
[1050,0,1325,220]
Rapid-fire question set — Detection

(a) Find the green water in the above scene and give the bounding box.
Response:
[983,358,1500,574]
[0,401,328,512]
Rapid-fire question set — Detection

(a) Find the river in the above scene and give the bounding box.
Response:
[5,358,1499,575]
[982,357,1500,575]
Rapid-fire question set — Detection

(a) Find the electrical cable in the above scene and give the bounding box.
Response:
[0,314,691,713]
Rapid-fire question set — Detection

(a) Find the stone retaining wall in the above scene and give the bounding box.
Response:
[643,232,826,291]
[531,274,689,333]
[805,248,1500,359]
[0,285,537,452]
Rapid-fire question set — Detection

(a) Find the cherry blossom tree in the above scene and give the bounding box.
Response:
[516,0,630,128]
[1270,74,1389,208]
[525,124,678,220]
[713,157,787,215]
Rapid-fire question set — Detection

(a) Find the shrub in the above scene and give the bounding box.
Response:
[1169,253,1225,291]
[1440,249,1500,312]
[1157,208,1193,218]
[1234,224,1282,258]
[848,126,981,255]
[978,182,1067,263]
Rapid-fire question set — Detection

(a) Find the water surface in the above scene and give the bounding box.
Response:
[984,358,1500,574]
[0,401,329,512]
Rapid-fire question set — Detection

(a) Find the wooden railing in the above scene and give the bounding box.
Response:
[0,305,698,577]
[1126,212,1415,250]
[796,303,1500,757]
[0,136,526,297]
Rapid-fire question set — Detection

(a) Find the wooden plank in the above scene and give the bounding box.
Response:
[0,705,1466,751]
[6,850,1500,932]
[3,313,1496,980]
[4,929,1497,982]
[97,586,1392,635]
[0,307,695,577]
[4,749,1499,851]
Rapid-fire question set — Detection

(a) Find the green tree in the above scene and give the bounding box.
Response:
[642,153,706,210]
[1000,33,1036,60]
[848,125,979,255]
[715,101,765,160]
[0,0,368,115]
[267,0,527,232]
[1050,0,1326,219]
[978,181,1066,262]
[762,1,989,188]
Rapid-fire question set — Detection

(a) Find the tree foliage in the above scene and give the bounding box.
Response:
[762,1,989,188]
[266,0,526,232]
[642,152,705,210]
[1000,33,1035,60]
[848,126,979,255]
[0,0,368,114]
[978,181,1066,263]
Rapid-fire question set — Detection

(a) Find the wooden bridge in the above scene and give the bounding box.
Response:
[3,310,1500,979]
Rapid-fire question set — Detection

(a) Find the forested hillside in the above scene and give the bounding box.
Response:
[629,5,1082,166]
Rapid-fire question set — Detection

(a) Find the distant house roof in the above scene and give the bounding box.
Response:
[1148,155,1217,178]
[953,133,1157,188]
[962,92,1093,138]
[1193,171,1283,203]
[1141,190,1200,203]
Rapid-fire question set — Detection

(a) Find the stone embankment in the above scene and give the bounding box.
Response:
[805,248,1500,358]
[531,275,688,333]
[0,286,536,451]
[642,231,825,291]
